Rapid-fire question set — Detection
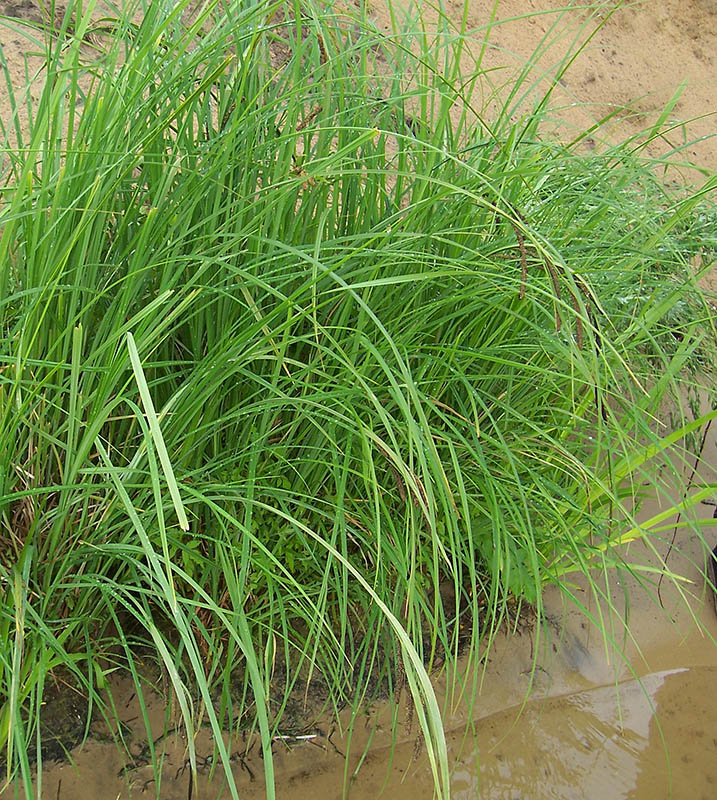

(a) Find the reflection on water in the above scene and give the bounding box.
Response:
[454,667,717,800]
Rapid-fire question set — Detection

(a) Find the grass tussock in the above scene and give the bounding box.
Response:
[0,1,715,797]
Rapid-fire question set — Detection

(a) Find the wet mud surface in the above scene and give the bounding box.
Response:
[8,480,717,798]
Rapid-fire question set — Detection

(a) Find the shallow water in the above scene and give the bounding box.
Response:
[18,538,717,800]
[451,667,717,800]
[7,413,717,799]
[7,415,717,799]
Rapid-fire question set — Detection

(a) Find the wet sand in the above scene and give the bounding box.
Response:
[12,428,717,798]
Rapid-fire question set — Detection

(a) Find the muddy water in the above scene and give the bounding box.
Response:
[459,668,717,800]
[9,409,717,798]
[13,464,717,799]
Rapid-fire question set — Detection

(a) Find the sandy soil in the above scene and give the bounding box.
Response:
[366,0,717,173]
[1,1,715,171]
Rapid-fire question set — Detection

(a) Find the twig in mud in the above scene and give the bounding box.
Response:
[296,104,323,132]
[327,727,345,758]
[657,418,713,608]
[238,753,256,782]
[273,733,319,742]
[305,737,328,751]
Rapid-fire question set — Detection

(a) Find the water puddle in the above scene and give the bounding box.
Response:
[450,667,717,800]
[22,583,717,799]
[7,418,717,798]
